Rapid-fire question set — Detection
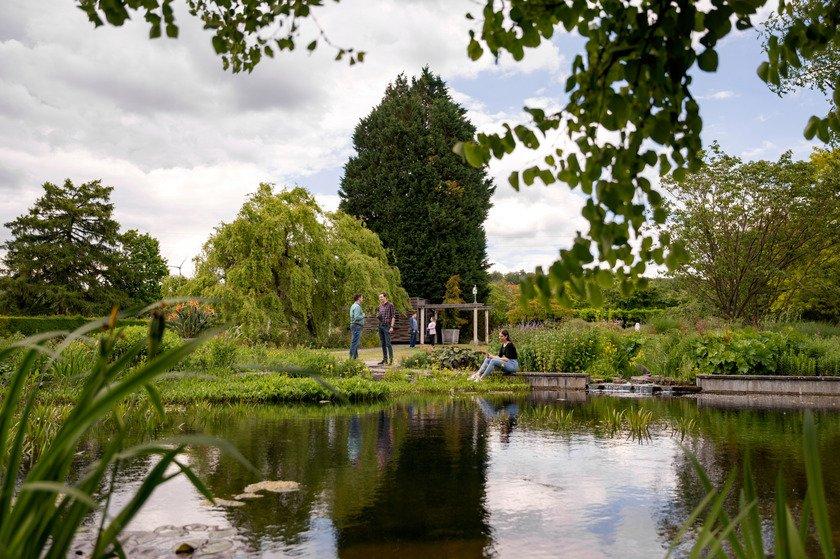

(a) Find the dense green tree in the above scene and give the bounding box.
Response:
[1,179,124,315]
[772,149,840,321]
[339,69,493,302]
[114,229,169,307]
[186,184,407,344]
[664,146,839,321]
[74,0,839,296]
[0,179,170,315]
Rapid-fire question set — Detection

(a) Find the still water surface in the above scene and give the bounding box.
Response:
[94,393,840,558]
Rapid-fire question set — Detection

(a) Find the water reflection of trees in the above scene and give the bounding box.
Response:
[78,395,840,554]
[661,406,840,550]
[166,401,492,557]
[335,400,492,558]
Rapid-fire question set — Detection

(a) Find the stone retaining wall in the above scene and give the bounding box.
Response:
[519,372,589,390]
[696,375,840,396]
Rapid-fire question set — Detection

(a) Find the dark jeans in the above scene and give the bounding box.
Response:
[409,330,417,348]
[427,333,436,346]
[349,323,363,359]
[378,323,393,362]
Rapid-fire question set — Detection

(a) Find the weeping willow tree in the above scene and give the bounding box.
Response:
[187,184,407,344]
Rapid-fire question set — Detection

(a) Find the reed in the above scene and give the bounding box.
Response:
[0,310,252,558]
[668,411,835,558]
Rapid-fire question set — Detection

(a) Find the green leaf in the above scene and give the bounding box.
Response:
[803,411,836,559]
[212,35,226,54]
[697,49,719,72]
[467,38,484,61]
[803,116,820,140]
[757,61,770,82]
[461,142,485,167]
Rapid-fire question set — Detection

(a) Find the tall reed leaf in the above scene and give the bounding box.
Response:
[0,313,249,558]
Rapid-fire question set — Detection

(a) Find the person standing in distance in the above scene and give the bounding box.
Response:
[408,312,419,348]
[349,294,365,359]
[377,292,395,365]
[426,315,437,346]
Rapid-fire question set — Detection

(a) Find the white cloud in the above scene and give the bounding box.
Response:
[699,90,738,100]
[741,140,776,158]
[0,0,567,275]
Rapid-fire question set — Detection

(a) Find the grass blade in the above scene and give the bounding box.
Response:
[802,411,835,559]
[19,481,97,508]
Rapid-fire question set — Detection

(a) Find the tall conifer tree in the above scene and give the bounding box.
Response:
[0,179,168,315]
[339,68,494,302]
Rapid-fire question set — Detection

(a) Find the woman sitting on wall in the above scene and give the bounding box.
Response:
[469,329,519,381]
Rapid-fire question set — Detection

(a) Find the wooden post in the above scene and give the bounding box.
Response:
[420,307,425,345]
[472,307,478,344]
[484,309,489,343]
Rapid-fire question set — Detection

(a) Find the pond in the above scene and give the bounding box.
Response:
[75,393,840,558]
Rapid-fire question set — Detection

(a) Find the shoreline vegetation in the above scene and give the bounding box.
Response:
[2,316,840,406]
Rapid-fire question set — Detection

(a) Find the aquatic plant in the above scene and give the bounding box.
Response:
[519,406,576,431]
[625,407,655,441]
[0,312,251,558]
[667,411,835,558]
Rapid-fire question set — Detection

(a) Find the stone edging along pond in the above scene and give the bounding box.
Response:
[696,374,840,396]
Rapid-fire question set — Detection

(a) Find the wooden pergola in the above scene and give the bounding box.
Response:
[416,302,492,344]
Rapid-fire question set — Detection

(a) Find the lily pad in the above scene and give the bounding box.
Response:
[203,498,245,508]
[233,492,263,500]
[242,480,300,494]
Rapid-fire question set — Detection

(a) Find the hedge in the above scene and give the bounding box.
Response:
[0,315,148,337]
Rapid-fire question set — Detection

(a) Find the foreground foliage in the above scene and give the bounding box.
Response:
[670,411,835,559]
[0,315,248,558]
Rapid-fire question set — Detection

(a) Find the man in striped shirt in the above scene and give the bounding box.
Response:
[377,292,395,365]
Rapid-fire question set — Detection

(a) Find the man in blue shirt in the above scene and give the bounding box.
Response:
[349,294,365,359]
[408,312,418,348]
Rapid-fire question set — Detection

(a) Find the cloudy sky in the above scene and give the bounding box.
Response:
[0,0,831,275]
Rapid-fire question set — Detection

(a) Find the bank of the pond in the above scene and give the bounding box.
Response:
[37,369,529,405]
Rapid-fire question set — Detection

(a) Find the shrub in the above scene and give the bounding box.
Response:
[48,339,98,380]
[0,315,146,337]
[180,335,239,370]
[426,347,484,370]
[513,326,601,372]
[166,301,216,338]
[106,325,182,366]
[649,315,680,334]
[690,329,794,375]
[632,333,698,381]
[248,347,368,378]
[0,333,25,379]
[401,350,432,369]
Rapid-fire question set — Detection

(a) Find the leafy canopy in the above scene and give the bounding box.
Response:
[763,0,840,145]
[75,0,839,300]
[664,145,839,321]
[339,69,493,302]
[185,184,407,344]
[0,179,168,315]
